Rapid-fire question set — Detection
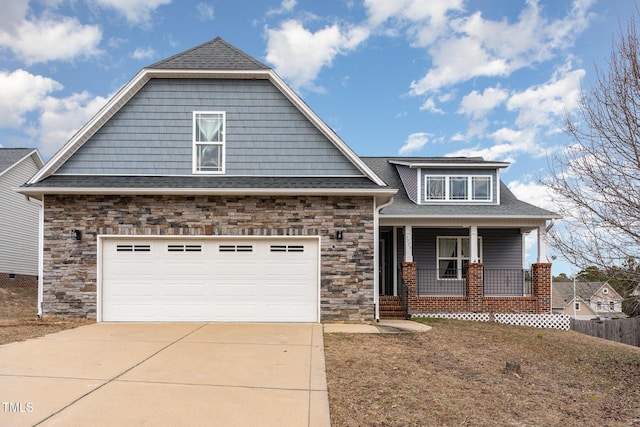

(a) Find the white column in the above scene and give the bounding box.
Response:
[537,225,548,263]
[404,225,413,262]
[470,225,478,263]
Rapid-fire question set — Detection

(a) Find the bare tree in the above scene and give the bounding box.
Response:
[544,13,640,296]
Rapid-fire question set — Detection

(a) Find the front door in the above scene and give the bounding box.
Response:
[379,228,394,296]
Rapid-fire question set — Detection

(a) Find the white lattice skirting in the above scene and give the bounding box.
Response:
[412,312,571,330]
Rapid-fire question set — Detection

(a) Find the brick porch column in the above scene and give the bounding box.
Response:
[401,261,417,313]
[532,263,552,313]
[466,263,483,312]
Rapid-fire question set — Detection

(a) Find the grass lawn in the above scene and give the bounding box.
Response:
[324,318,640,427]
[0,285,93,345]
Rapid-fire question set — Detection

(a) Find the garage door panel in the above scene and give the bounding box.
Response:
[265,303,316,322]
[162,283,207,297]
[161,303,208,320]
[102,238,318,322]
[215,283,258,298]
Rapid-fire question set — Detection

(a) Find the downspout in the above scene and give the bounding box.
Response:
[374,195,394,323]
[24,195,44,318]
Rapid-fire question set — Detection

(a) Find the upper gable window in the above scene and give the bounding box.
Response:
[193,112,225,174]
[423,175,492,202]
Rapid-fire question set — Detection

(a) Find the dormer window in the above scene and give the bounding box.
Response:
[193,111,225,174]
[423,175,492,202]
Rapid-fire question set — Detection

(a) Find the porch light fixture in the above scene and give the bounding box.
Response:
[72,229,81,241]
[336,230,343,240]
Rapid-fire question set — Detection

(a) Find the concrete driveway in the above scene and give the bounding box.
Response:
[0,323,329,427]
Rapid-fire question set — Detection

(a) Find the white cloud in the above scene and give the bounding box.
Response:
[265,20,369,91]
[267,0,297,16]
[399,132,430,154]
[131,47,156,60]
[38,92,109,156]
[408,0,593,95]
[0,16,102,64]
[446,127,542,162]
[0,68,108,156]
[508,178,557,212]
[0,0,28,33]
[91,0,172,25]
[364,0,464,46]
[196,3,214,21]
[459,86,508,119]
[0,69,62,128]
[506,66,584,129]
[419,97,444,114]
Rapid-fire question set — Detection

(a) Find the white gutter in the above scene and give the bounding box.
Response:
[373,195,394,323]
[24,196,44,318]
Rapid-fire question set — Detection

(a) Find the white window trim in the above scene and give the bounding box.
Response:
[436,236,483,280]
[422,175,493,203]
[192,111,226,175]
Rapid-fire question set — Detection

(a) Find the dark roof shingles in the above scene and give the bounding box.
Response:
[148,37,270,70]
[26,175,383,190]
[0,148,35,174]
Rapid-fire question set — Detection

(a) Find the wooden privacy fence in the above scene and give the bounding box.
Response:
[571,317,640,347]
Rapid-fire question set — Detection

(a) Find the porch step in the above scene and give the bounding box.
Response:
[379,296,406,320]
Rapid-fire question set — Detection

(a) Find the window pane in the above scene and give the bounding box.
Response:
[461,238,469,257]
[196,114,223,142]
[472,176,491,200]
[450,177,468,200]
[439,238,457,257]
[439,260,458,278]
[196,144,221,171]
[425,176,445,200]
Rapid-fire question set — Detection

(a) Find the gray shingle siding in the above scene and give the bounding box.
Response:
[56,79,362,176]
[412,228,522,270]
[396,165,417,203]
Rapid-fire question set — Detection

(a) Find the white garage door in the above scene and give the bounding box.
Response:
[101,237,319,322]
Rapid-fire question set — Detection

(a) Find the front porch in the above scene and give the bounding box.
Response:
[377,225,553,319]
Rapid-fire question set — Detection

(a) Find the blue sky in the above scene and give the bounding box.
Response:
[0,0,634,274]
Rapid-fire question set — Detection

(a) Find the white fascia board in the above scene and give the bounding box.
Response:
[267,71,387,186]
[17,187,397,199]
[390,160,510,169]
[29,69,151,184]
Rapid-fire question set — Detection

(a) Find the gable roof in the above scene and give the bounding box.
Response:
[362,157,559,223]
[149,37,269,70]
[0,148,43,177]
[28,37,385,187]
[552,281,623,307]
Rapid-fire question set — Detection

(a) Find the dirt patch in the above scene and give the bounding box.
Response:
[324,318,640,427]
[0,285,94,345]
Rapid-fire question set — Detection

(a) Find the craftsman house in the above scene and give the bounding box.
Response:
[552,281,627,320]
[20,38,557,323]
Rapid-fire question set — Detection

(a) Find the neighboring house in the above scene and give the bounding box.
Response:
[553,281,627,320]
[0,148,44,287]
[20,38,558,323]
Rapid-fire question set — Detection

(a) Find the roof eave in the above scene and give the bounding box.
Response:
[389,159,510,169]
[17,186,397,200]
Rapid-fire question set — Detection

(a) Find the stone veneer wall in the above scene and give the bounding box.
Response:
[42,194,375,322]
